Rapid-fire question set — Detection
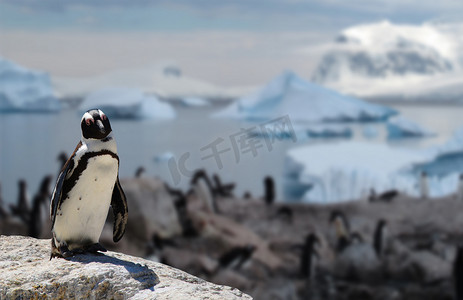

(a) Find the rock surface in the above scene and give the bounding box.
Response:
[0,235,252,300]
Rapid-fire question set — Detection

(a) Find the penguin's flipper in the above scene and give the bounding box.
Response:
[50,159,72,227]
[111,177,128,242]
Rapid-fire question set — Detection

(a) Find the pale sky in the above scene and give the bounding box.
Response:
[1,0,462,86]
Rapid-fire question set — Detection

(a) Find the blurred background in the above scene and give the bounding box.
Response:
[2,1,463,299]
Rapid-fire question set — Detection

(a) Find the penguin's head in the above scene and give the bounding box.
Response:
[81,109,112,140]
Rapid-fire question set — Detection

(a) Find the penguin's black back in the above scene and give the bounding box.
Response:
[454,246,463,300]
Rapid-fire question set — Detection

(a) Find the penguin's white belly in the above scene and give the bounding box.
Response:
[54,155,118,248]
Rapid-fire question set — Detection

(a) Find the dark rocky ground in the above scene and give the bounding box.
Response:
[2,173,463,300]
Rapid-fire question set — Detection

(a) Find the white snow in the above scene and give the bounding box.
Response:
[386,116,435,139]
[213,71,397,123]
[0,57,61,112]
[312,20,463,101]
[285,142,430,203]
[80,87,176,120]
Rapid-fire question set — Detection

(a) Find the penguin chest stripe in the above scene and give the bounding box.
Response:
[59,150,119,210]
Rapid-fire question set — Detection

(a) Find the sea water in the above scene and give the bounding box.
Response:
[1,102,463,205]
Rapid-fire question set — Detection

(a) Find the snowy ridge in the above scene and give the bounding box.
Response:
[0,57,61,112]
[312,20,463,101]
[386,116,435,139]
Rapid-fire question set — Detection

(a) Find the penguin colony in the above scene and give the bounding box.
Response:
[2,130,463,298]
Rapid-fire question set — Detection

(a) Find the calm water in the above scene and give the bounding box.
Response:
[1,102,463,205]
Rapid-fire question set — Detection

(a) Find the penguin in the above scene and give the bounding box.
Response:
[0,183,8,218]
[135,166,145,178]
[212,174,235,197]
[454,245,463,300]
[457,174,463,201]
[29,175,53,238]
[329,210,350,252]
[10,179,30,224]
[50,109,128,259]
[264,176,275,205]
[57,152,68,171]
[191,170,219,213]
[377,189,399,202]
[419,171,429,199]
[300,233,320,278]
[373,219,388,258]
[275,205,293,223]
[218,244,256,270]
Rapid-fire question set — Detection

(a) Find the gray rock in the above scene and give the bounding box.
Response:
[0,235,252,300]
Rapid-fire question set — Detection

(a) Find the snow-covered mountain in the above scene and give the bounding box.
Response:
[312,20,463,101]
[0,57,61,112]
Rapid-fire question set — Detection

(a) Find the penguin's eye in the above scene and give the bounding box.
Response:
[85,118,94,126]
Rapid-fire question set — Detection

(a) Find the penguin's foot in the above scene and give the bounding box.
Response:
[85,243,107,254]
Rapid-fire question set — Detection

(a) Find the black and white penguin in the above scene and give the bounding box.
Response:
[10,179,30,224]
[264,176,275,205]
[218,244,256,270]
[373,219,388,258]
[190,169,219,213]
[454,245,463,300]
[29,175,53,238]
[212,174,235,197]
[0,183,8,218]
[300,233,320,278]
[329,210,350,252]
[50,109,128,259]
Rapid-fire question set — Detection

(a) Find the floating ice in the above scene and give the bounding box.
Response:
[284,142,430,203]
[80,87,176,120]
[213,71,397,123]
[179,97,209,107]
[387,116,435,139]
[0,57,61,112]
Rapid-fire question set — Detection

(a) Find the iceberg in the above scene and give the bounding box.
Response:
[213,71,397,123]
[284,142,430,203]
[80,88,176,120]
[386,116,435,139]
[179,97,209,107]
[0,57,61,112]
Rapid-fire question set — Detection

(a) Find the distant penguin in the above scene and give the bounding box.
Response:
[218,245,256,270]
[373,219,388,258]
[264,176,275,205]
[329,210,350,252]
[29,175,53,238]
[454,245,463,300]
[243,191,252,200]
[212,174,235,197]
[10,179,30,223]
[165,184,198,237]
[275,205,293,223]
[457,174,463,200]
[191,170,219,213]
[57,152,68,170]
[135,166,145,178]
[420,171,429,199]
[0,183,8,218]
[300,233,319,278]
[50,109,128,259]
[377,189,399,202]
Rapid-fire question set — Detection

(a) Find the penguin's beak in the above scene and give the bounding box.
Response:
[96,120,105,134]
